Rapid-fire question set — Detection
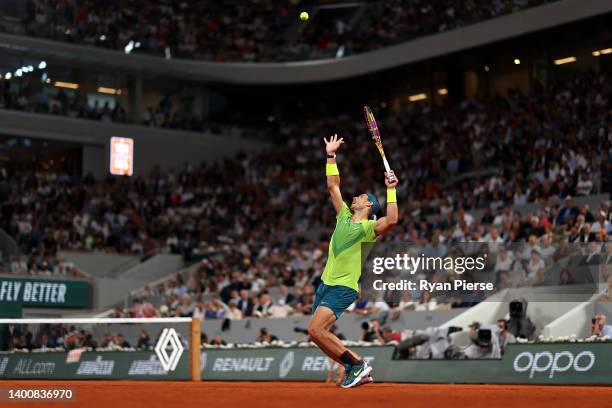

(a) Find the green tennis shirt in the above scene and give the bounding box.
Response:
[322,203,377,291]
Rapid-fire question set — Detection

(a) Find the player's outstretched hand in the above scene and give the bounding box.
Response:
[324,134,344,155]
[385,171,398,188]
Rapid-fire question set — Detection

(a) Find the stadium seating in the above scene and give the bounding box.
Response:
[1,0,556,62]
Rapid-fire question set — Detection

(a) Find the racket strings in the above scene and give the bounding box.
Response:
[365,107,387,159]
[371,132,386,158]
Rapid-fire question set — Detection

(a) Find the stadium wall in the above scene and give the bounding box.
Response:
[2,343,610,384]
[0,0,609,83]
[542,300,597,339]
[93,277,155,310]
[200,343,612,384]
[0,110,269,176]
[58,252,140,279]
[119,255,184,281]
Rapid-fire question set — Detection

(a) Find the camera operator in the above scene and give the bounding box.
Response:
[507,298,536,340]
[381,327,401,343]
[360,319,383,342]
[393,326,463,360]
[255,327,278,343]
[465,322,501,359]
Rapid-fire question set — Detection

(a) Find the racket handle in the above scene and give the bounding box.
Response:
[383,158,395,182]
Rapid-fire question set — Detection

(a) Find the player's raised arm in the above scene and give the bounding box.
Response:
[374,171,399,236]
[324,134,344,213]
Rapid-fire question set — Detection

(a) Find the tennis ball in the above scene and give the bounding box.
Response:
[300,11,309,21]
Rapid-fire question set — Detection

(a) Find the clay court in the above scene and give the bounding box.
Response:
[2,381,611,408]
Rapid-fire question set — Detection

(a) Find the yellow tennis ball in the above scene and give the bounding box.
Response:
[300,11,309,21]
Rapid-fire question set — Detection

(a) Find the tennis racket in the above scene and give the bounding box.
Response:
[364,105,395,182]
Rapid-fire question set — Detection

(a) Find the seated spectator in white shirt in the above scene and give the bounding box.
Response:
[526,250,545,279]
[268,298,293,318]
[415,291,438,311]
[575,173,593,196]
[523,235,542,260]
[538,235,556,263]
[591,212,610,235]
[226,300,244,320]
[10,256,28,274]
[494,246,513,273]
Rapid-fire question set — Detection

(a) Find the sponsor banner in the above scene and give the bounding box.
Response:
[201,344,612,384]
[0,276,91,309]
[0,301,22,318]
[201,346,394,381]
[0,351,189,380]
[499,343,611,384]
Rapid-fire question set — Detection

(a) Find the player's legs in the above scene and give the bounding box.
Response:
[309,286,372,388]
[308,306,362,364]
[309,285,344,364]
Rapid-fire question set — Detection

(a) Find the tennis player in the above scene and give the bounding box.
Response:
[308,134,399,388]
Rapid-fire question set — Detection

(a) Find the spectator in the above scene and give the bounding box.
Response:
[559,268,574,285]
[226,300,244,320]
[496,319,516,355]
[526,250,545,279]
[590,314,612,338]
[137,329,151,349]
[268,298,293,318]
[237,290,254,317]
[576,173,594,196]
[116,333,131,348]
[10,256,28,274]
[8,0,551,63]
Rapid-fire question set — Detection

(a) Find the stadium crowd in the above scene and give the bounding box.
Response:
[105,70,610,322]
[0,69,610,332]
[4,0,555,62]
[2,255,85,277]
[1,323,152,351]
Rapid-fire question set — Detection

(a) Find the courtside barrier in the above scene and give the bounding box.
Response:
[0,317,201,381]
[1,315,609,384]
[0,350,190,380]
[201,342,612,384]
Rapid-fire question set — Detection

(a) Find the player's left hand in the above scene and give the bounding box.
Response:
[385,171,398,188]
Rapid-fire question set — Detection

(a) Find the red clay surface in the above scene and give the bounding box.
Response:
[1,381,611,408]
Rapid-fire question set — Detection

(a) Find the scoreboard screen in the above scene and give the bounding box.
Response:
[109,136,134,176]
